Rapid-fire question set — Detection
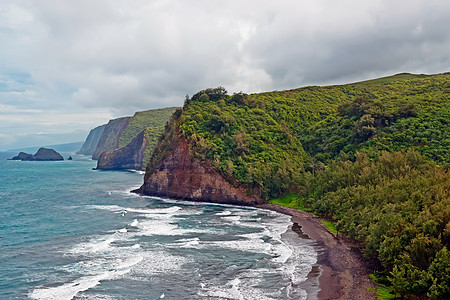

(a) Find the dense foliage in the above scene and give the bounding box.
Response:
[147,73,450,297]
[297,150,450,298]
[180,88,308,199]
[173,74,449,199]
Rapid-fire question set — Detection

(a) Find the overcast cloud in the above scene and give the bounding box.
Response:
[1,0,450,150]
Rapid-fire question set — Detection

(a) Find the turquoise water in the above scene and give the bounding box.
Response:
[0,152,318,299]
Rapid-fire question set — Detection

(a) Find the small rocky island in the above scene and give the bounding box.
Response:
[10,148,64,161]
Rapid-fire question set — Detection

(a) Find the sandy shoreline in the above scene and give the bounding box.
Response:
[258,204,378,300]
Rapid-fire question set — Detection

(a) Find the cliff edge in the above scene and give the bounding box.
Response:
[92,117,130,160]
[96,129,148,170]
[137,136,262,205]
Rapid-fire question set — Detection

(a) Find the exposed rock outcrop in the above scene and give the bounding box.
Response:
[136,137,262,205]
[10,148,64,161]
[92,117,130,160]
[96,129,148,170]
[77,124,105,155]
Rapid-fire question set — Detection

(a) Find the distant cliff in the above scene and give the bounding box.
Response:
[85,107,177,170]
[77,125,105,155]
[96,129,148,170]
[96,125,167,171]
[92,117,130,160]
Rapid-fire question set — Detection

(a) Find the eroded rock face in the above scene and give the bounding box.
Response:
[92,117,130,160]
[96,130,148,170]
[138,138,262,205]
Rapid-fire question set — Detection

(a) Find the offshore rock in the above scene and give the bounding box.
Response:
[96,129,148,170]
[10,148,64,161]
[137,137,262,206]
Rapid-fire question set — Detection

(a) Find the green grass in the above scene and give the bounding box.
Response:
[369,273,396,300]
[321,219,338,233]
[269,193,311,211]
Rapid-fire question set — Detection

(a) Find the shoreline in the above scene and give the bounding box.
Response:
[258,204,378,300]
[134,190,379,299]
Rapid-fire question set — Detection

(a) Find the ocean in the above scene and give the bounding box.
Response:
[0,152,319,299]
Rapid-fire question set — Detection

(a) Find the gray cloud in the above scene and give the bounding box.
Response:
[1,0,450,149]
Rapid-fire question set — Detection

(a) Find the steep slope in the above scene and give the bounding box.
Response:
[138,73,450,298]
[77,125,105,155]
[140,73,450,202]
[96,129,148,170]
[140,134,261,205]
[92,117,130,160]
[94,107,178,169]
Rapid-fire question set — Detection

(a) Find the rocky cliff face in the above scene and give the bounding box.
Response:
[77,125,105,155]
[10,148,64,161]
[96,129,148,170]
[92,117,130,160]
[137,137,262,205]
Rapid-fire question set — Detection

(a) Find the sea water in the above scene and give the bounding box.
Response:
[0,152,319,299]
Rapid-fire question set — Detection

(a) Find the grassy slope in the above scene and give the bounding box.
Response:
[118,107,178,148]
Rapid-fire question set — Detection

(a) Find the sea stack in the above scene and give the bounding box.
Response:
[9,148,64,161]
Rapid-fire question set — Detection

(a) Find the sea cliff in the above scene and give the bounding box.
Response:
[136,136,262,205]
[96,129,148,170]
[92,117,130,160]
[77,125,105,156]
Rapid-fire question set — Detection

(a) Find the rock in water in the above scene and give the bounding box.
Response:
[33,148,64,161]
[10,152,34,160]
[9,148,64,161]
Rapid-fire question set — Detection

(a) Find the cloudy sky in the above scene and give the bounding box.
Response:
[1,0,450,150]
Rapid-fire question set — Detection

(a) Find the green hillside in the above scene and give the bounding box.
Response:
[149,73,450,298]
[118,107,178,148]
[172,74,449,198]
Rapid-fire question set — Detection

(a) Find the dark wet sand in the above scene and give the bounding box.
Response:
[258,204,378,300]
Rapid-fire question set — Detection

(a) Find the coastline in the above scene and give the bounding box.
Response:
[258,204,378,300]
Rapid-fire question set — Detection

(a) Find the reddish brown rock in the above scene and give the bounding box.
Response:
[137,137,262,205]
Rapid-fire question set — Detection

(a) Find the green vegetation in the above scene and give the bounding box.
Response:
[269,193,311,211]
[302,150,450,299]
[119,107,178,148]
[321,220,338,234]
[147,73,450,298]
[179,87,308,199]
[370,273,395,300]
[142,126,165,168]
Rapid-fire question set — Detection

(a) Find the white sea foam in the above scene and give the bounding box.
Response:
[215,210,232,216]
[130,251,188,277]
[30,256,142,300]
[130,219,139,227]
[70,237,117,254]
